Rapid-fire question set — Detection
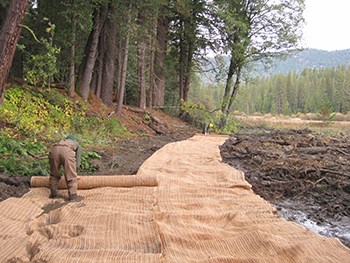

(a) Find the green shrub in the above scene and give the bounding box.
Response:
[0,85,128,176]
[80,151,102,174]
[72,116,127,145]
[0,135,49,176]
[0,135,106,176]
[213,112,238,135]
[178,99,239,134]
[24,21,60,88]
[318,102,335,123]
[0,86,88,140]
[104,118,126,134]
[179,99,212,127]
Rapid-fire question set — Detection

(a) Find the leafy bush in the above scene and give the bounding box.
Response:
[251,112,262,116]
[318,102,335,123]
[0,135,106,176]
[179,99,238,134]
[212,111,238,135]
[0,135,49,176]
[0,85,127,176]
[104,118,126,134]
[179,99,211,127]
[143,113,152,125]
[0,86,90,140]
[73,116,127,145]
[24,21,60,88]
[80,151,102,174]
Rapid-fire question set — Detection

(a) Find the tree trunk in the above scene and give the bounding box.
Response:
[90,44,100,96]
[115,10,131,116]
[219,51,236,128]
[77,4,107,100]
[147,16,157,108]
[178,16,194,103]
[178,24,185,100]
[153,14,169,107]
[183,42,193,101]
[94,50,103,98]
[221,52,236,114]
[137,11,146,110]
[100,4,117,106]
[0,0,28,104]
[90,61,98,95]
[138,40,147,110]
[77,26,92,87]
[148,41,155,108]
[115,40,122,102]
[227,66,241,112]
[68,1,76,98]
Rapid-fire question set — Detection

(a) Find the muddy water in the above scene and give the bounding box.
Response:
[277,200,350,248]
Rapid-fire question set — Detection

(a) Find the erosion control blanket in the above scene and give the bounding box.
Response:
[0,135,349,262]
[30,175,159,189]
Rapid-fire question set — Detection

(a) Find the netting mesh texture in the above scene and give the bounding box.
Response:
[0,135,349,262]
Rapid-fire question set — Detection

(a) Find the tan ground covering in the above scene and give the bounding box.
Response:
[0,135,349,262]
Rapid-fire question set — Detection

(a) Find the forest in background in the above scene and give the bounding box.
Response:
[0,0,306,128]
[2,1,349,127]
[193,64,350,117]
[235,65,350,115]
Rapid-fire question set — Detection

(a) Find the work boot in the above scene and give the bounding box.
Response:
[69,194,77,201]
[49,189,57,199]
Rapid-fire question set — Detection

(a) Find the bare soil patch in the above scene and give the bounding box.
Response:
[0,174,31,201]
[220,128,350,248]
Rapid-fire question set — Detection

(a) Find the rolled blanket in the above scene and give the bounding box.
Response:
[30,175,158,189]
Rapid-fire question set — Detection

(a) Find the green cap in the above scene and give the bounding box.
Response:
[66,135,76,141]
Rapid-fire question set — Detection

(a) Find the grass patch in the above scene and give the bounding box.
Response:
[236,114,350,136]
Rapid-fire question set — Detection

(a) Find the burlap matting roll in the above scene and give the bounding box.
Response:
[30,175,158,189]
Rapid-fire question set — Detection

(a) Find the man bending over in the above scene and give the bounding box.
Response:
[48,135,82,201]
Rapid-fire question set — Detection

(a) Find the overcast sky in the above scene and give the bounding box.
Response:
[303,0,350,51]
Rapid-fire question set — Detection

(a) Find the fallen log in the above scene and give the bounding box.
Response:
[123,106,168,134]
[150,115,168,127]
[304,168,350,179]
[27,151,46,159]
[124,106,146,114]
[332,147,350,156]
[298,147,328,154]
[148,123,165,135]
[320,168,350,178]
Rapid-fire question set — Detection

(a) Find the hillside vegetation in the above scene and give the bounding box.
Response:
[0,84,192,177]
[0,85,124,176]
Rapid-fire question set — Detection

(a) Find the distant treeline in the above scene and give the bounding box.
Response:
[234,66,350,115]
